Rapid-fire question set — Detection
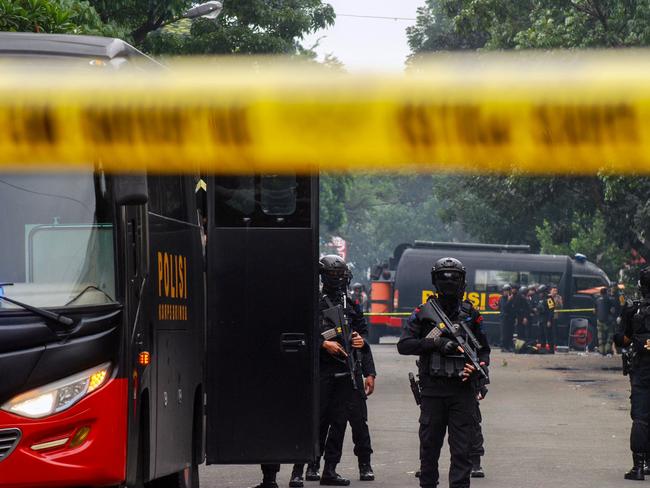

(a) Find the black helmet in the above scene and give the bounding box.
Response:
[520,286,528,295]
[502,284,512,292]
[639,266,650,298]
[431,257,466,299]
[538,284,548,294]
[319,254,351,292]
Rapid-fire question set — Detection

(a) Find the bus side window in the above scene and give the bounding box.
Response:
[214,175,311,228]
[260,175,296,216]
[148,176,188,222]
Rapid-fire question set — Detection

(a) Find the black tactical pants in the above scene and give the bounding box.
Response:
[501,317,514,350]
[419,387,475,488]
[630,369,650,453]
[470,401,484,464]
[539,319,557,348]
[324,376,373,465]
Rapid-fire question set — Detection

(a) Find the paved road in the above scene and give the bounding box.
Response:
[200,343,632,488]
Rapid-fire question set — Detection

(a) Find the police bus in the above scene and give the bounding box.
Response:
[0,33,319,488]
[369,241,610,346]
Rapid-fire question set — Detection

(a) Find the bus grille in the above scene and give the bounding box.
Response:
[0,429,21,462]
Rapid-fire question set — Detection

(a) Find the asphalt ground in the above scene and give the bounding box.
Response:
[199,342,632,488]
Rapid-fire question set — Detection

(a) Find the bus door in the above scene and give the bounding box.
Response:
[113,175,150,486]
[205,175,318,464]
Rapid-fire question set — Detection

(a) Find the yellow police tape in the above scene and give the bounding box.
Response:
[5,52,650,173]
[366,308,595,317]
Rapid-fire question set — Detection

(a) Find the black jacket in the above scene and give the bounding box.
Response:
[319,291,369,377]
[360,344,376,377]
[499,294,514,320]
[512,293,530,322]
[397,297,490,396]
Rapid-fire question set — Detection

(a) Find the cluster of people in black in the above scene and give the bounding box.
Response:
[499,283,562,353]
[252,256,650,487]
[253,255,491,488]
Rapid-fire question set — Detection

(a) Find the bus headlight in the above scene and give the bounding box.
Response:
[1,363,111,419]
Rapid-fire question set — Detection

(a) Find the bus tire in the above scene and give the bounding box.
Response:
[131,405,149,488]
[150,397,201,488]
[368,325,383,344]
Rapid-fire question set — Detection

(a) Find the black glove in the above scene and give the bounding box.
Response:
[613,332,625,348]
[434,337,460,355]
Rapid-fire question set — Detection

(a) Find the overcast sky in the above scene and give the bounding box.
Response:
[303,0,426,72]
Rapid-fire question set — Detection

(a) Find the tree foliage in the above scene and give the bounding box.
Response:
[406,0,650,282]
[144,0,335,55]
[321,174,467,279]
[408,0,650,53]
[0,0,119,36]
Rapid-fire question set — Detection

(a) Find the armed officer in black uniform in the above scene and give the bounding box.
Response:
[289,255,369,488]
[398,257,490,488]
[615,266,650,481]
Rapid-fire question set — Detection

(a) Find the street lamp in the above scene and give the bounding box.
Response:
[157,2,224,29]
[183,1,223,20]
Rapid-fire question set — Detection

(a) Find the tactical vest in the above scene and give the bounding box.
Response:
[631,300,650,353]
[425,301,474,378]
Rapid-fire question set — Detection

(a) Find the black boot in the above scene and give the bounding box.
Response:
[290,465,305,488]
[251,481,278,488]
[359,463,375,481]
[644,453,650,475]
[625,453,645,480]
[320,463,350,486]
[471,465,485,478]
[306,461,321,481]
[471,456,485,478]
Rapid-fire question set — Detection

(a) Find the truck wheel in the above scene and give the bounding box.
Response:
[368,325,383,344]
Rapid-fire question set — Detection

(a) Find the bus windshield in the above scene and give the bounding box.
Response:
[0,171,116,309]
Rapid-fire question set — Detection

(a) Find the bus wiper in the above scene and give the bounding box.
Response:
[0,284,75,330]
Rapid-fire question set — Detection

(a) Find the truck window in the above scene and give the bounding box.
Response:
[521,271,563,287]
[475,269,563,292]
[475,270,518,292]
[574,275,607,293]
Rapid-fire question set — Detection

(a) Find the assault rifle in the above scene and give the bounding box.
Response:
[321,296,359,390]
[409,372,421,405]
[622,347,635,376]
[420,299,489,382]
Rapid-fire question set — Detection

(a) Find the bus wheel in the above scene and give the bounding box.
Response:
[151,465,199,488]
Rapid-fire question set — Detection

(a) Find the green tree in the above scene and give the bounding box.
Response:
[143,0,335,55]
[408,0,650,53]
[0,0,118,36]
[321,174,467,281]
[408,0,650,280]
[536,212,627,279]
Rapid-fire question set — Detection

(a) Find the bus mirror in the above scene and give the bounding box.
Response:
[114,175,148,206]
